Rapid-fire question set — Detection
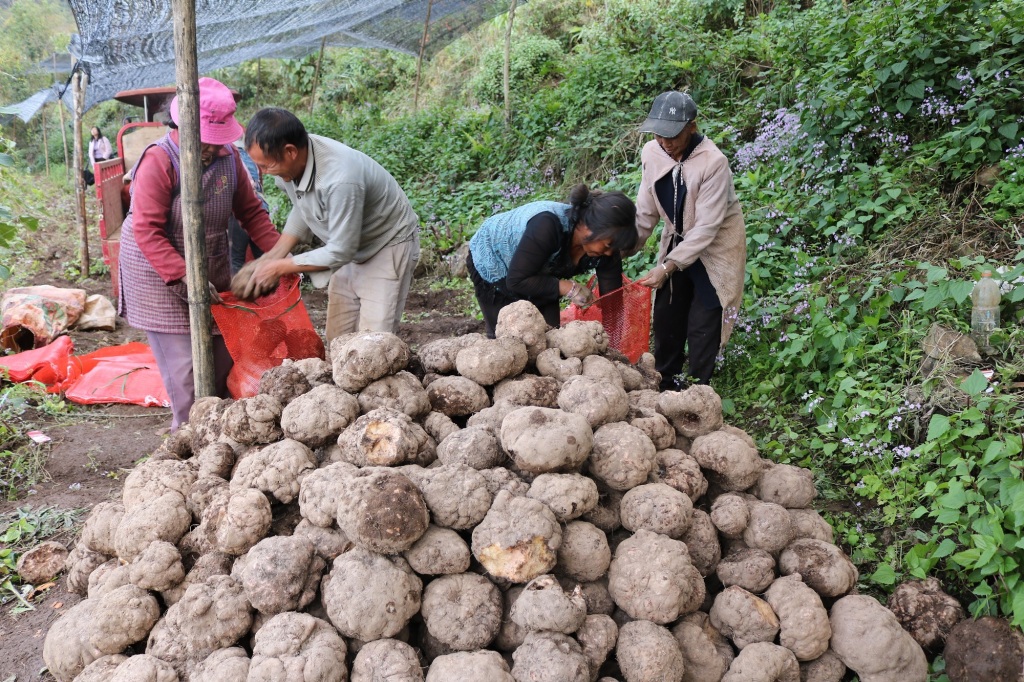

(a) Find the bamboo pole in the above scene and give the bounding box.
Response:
[171,0,215,399]
[72,69,89,277]
[41,104,50,178]
[57,86,69,180]
[503,0,518,125]
[413,0,435,111]
[55,53,69,178]
[309,36,327,115]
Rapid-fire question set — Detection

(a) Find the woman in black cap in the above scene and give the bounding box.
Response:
[634,91,747,389]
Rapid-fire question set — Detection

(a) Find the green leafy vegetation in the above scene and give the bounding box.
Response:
[0,381,80,615]
[0,0,76,170]
[0,505,84,611]
[0,136,40,281]
[0,0,74,104]
[0,127,78,285]
[0,380,73,501]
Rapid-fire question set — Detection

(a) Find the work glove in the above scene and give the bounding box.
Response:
[230,257,279,301]
[207,281,222,304]
[566,282,595,309]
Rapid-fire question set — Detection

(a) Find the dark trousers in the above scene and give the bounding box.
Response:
[653,266,722,388]
[229,218,264,276]
[467,253,558,338]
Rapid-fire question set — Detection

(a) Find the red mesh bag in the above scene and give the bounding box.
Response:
[560,276,652,363]
[211,275,325,399]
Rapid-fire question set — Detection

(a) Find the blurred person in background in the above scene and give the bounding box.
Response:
[228,137,269,275]
[88,126,113,164]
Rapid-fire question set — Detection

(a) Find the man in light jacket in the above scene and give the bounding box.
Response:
[243,107,420,344]
[635,91,747,389]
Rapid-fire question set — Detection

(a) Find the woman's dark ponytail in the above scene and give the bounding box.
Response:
[567,183,591,226]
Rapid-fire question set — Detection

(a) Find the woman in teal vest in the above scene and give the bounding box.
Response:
[467,184,638,337]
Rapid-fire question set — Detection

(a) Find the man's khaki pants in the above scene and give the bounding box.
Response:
[325,238,419,344]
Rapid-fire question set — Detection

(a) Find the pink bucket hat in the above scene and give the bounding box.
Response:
[169,77,243,146]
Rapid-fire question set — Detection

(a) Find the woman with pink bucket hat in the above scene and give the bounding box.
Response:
[117,77,281,430]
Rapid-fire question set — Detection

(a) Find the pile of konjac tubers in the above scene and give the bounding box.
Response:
[47,300,943,682]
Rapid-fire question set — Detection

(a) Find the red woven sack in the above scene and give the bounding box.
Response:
[211,274,325,399]
[0,334,74,388]
[64,343,169,407]
[560,276,652,363]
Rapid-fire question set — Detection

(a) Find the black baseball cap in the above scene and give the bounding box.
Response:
[639,91,698,138]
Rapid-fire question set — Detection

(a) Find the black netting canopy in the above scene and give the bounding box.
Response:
[6,0,516,119]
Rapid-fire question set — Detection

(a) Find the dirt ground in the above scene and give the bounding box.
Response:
[0,211,481,680]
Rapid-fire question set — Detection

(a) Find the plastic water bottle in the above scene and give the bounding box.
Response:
[970,270,1000,354]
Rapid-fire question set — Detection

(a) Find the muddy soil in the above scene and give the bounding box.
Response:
[0,210,480,680]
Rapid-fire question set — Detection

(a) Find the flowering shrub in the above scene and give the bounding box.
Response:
[733,109,807,172]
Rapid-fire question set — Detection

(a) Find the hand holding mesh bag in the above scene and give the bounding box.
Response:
[212,275,325,398]
[560,276,652,363]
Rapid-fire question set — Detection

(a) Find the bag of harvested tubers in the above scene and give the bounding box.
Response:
[211,274,325,398]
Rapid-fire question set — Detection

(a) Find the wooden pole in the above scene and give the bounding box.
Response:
[55,53,69,179]
[171,0,216,399]
[72,69,90,277]
[413,0,435,112]
[41,104,50,178]
[257,58,262,99]
[309,36,326,115]
[57,87,70,180]
[503,0,518,125]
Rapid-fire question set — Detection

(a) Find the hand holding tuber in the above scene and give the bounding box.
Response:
[570,285,595,309]
[230,257,280,301]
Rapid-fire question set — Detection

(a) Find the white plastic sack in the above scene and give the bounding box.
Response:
[75,294,117,331]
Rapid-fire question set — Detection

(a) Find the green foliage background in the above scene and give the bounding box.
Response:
[2,0,1024,652]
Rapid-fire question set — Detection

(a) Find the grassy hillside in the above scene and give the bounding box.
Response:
[0,0,73,104]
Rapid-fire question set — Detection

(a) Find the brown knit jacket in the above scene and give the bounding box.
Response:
[636,137,747,346]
